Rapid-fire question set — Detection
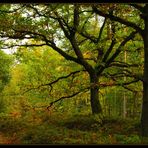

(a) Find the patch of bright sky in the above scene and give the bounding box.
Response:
[1,38,30,55]
[98,16,105,27]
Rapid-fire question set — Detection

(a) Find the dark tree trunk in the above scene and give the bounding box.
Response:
[90,74,102,114]
[141,4,148,137]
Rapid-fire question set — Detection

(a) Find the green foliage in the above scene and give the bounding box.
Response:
[0,97,6,113]
[0,110,142,144]
[22,124,60,144]
[62,114,102,131]
[0,50,13,92]
[115,134,141,144]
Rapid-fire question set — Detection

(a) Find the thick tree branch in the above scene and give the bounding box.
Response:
[80,13,93,32]
[122,85,141,93]
[95,31,137,75]
[104,68,143,82]
[97,17,107,43]
[109,61,143,68]
[92,6,143,36]
[100,76,141,93]
[102,72,142,93]
[11,28,51,43]
[44,70,86,87]
[25,4,48,18]
[22,69,86,95]
[78,31,97,43]
[51,8,93,73]
[4,28,83,65]
[96,31,137,75]
[47,43,82,65]
[100,79,140,87]
[47,87,89,110]
[53,11,70,39]
[74,4,79,32]
[102,38,116,63]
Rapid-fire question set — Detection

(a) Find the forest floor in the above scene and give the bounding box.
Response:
[0,111,147,145]
[0,132,10,144]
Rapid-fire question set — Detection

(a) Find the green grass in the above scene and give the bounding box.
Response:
[0,111,144,144]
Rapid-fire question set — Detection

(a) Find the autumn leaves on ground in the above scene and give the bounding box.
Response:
[0,109,143,145]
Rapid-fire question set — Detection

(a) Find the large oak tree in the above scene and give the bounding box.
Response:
[0,4,143,120]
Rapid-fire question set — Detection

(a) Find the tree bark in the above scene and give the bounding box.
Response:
[141,4,148,137]
[90,73,102,114]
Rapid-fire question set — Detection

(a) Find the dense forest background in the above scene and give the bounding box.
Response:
[0,3,147,144]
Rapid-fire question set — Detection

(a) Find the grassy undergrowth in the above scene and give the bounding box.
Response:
[0,111,145,145]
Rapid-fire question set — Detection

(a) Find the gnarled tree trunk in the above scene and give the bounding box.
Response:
[90,74,102,114]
